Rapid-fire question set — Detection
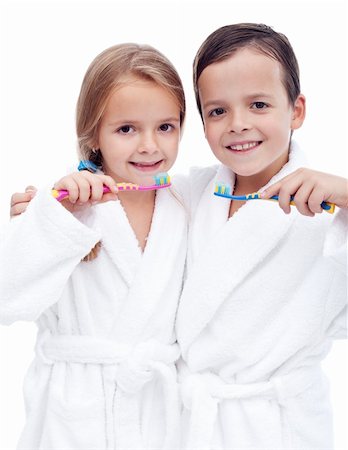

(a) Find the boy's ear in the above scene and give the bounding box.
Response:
[291,94,306,130]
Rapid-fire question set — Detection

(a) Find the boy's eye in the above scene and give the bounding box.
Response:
[251,102,268,109]
[210,108,225,117]
[118,125,134,134]
[159,123,173,132]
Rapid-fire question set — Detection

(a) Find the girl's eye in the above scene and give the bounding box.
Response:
[251,102,268,109]
[210,108,225,117]
[159,123,173,132]
[117,125,134,134]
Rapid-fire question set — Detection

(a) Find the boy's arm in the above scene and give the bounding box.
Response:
[10,186,37,217]
[261,168,348,216]
[0,189,100,325]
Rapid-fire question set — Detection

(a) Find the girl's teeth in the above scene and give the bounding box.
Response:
[133,162,158,167]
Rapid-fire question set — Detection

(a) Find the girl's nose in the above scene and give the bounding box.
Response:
[138,132,160,154]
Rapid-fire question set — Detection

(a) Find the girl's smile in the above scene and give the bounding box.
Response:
[97,76,181,186]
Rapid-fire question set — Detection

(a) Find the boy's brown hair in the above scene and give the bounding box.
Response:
[193,23,300,119]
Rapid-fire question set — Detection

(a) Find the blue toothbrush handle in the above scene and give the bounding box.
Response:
[270,195,335,213]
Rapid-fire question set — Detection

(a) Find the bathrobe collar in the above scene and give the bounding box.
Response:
[93,187,187,344]
[178,142,308,355]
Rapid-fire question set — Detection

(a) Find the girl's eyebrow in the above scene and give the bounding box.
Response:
[107,117,181,126]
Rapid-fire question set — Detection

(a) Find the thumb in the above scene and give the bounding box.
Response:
[25,185,37,198]
[260,182,280,199]
[25,185,37,193]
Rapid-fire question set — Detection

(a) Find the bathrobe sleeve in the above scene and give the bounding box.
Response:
[322,208,348,339]
[0,188,101,324]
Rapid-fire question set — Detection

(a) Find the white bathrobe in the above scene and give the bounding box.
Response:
[176,144,347,450]
[0,180,187,450]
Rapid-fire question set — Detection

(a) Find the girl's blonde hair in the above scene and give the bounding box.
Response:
[76,43,186,262]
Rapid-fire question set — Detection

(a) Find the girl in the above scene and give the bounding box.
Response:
[176,23,347,450]
[0,43,187,450]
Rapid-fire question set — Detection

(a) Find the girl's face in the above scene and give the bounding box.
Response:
[198,47,305,187]
[97,76,181,186]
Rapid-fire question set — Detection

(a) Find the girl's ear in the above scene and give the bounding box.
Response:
[291,94,306,130]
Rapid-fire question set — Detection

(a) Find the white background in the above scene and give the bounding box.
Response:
[0,0,347,449]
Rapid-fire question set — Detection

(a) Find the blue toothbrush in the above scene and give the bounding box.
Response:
[214,182,335,214]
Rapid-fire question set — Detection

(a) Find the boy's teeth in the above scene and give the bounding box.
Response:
[229,142,259,151]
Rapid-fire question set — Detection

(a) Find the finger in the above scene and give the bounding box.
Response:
[89,177,107,202]
[261,182,281,199]
[54,178,80,204]
[276,186,293,214]
[261,168,307,199]
[25,185,37,194]
[71,174,93,204]
[99,175,118,195]
[10,192,33,207]
[307,188,325,214]
[10,202,30,217]
[292,184,315,216]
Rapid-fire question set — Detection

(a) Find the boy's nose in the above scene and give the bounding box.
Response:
[228,110,250,133]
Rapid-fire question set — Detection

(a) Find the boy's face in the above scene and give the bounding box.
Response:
[198,47,305,187]
[97,77,181,186]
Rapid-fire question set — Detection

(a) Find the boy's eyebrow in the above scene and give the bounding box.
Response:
[246,92,274,100]
[202,93,275,109]
[201,99,225,109]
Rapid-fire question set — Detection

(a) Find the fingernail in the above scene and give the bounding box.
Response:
[113,186,118,193]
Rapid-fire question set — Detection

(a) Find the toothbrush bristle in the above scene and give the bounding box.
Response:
[215,183,230,196]
[154,172,171,186]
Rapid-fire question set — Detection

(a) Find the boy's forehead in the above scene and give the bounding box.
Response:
[199,49,283,86]
[198,50,287,105]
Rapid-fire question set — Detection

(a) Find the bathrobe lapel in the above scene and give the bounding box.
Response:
[94,200,142,288]
[108,188,187,344]
[178,145,307,355]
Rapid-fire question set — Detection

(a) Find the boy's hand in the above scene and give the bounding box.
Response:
[10,186,37,217]
[53,171,118,212]
[262,168,348,216]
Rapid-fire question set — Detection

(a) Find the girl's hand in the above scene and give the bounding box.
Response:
[262,168,348,216]
[10,186,37,217]
[54,171,118,212]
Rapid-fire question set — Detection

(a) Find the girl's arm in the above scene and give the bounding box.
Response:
[262,168,348,216]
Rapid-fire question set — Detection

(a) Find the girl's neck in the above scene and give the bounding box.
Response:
[117,190,156,252]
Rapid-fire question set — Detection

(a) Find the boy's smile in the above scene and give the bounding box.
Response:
[198,47,305,190]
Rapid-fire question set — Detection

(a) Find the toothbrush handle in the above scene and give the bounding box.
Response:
[270,195,335,214]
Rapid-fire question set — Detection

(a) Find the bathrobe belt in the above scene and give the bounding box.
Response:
[36,331,180,450]
[180,367,322,450]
